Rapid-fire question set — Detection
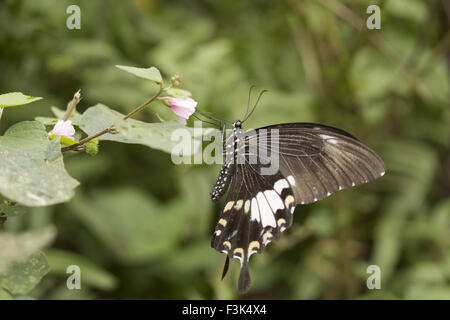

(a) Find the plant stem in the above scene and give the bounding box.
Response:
[63,89,82,121]
[122,82,164,120]
[61,125,116,152]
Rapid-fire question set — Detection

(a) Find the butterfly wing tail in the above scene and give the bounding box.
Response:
[238,260,251,294]
[221,256,230,280]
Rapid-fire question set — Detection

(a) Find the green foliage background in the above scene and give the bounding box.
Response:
[0,0,449,299]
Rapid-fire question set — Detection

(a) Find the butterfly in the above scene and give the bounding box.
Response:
[196,92,386,294]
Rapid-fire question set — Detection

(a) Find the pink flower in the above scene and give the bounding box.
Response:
[168,97,198,125]
[50,120,75,140]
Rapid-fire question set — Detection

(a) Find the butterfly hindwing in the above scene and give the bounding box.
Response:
[211,162,296,293]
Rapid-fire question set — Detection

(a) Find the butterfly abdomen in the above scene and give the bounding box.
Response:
[211,127,242,202]
[211,162,235,202]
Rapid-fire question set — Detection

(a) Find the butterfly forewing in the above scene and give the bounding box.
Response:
[250,123,386,204]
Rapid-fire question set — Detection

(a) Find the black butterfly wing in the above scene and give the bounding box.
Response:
[246,123,386,204]
[211,162,296,294]
[211,122,385,293]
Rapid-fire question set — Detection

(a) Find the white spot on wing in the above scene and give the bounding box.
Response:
[233,255,243,265]
[263,232,273,245]
[251,198,260,223]
[274,179,289,194]
[234,199,243,210]
[284,195,295,207]
[244,200,250,213]
[264,190,284,213]
[277,218,286,227]
[320,134,338,144]
[248,241,260,258]
[257,192,276,228]
[287,175,296,186]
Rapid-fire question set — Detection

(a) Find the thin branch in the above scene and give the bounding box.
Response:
[61,125,117,152]
[123,82,164,120]
[63,89,82,121]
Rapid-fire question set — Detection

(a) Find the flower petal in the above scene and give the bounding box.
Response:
[168,97,198,124]
[50,120,76,140]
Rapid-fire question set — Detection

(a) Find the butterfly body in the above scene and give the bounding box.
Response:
[210,121,386,294]
[211,121,243,202]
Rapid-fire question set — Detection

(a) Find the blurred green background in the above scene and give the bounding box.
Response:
[0,0,449,299]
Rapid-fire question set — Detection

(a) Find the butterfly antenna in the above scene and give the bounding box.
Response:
[242,89,268,123]
[242,84,256,120]
[192,114,221,128]
[196,110,233,125]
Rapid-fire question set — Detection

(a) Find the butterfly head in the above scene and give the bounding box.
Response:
[233,120,242,129]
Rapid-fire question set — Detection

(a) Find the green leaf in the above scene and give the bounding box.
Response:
[163,87,192,98]
[48,134,78,146]
[0,202,28,217]
[0,92,42,108]
[44,249,118,291]
[0,252,50,296]
[34,117,59,126]
[115,65,163,83]
[69,187,184,263]
[0,121,79,206]
[0,226,56,273]
[79,104,208,156]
